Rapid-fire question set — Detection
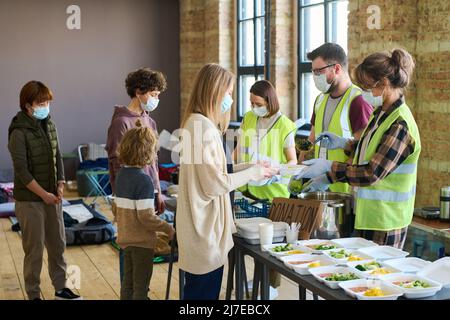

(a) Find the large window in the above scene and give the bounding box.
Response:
[297,0,349,122]
[237,0,270,120]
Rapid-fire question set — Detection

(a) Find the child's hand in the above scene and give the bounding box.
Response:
[42,192,60,205]
[167,227,175,241]
[57,182,65,200]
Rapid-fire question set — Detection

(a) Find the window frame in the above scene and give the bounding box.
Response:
[297,0,348,122]
[236,0,271,121]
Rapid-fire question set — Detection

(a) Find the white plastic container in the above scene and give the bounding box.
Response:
[309,266,361,289]
[296,239,342,254]
[330,237,379,250]
[235,218,287,245]
[280,254,336,275]
[323,248,373,265]
[383,257,431,274]
[262,243,312,258]
[347,260,402,279]
[380,273,442,299]
[356,245,409,261]
[417,257,450,289]
[338,278,403,300]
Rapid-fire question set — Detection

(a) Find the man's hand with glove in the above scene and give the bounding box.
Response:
[295,158,332,179]
[301,174,331,193]
[317,131,349,150]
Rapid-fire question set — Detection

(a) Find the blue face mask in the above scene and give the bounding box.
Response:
[140,97,159,112]
[221,94,233,113]
[32,105,50,120]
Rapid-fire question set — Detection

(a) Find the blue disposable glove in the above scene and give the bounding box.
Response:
[301,174,331,193]
[295,158,332,179]
[318,131,349,150]
[265,175,281,185]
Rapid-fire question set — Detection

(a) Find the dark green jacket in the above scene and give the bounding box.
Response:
[8,111,65,201]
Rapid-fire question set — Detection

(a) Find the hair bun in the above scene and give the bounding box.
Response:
[135,119,142,128]
[390,49,415,88]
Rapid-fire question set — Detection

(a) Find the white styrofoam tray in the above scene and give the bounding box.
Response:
[417,257,450,288]
[309,266,361,289]
[380,273,442,299]
[235,217,287,242]
[323,248,373,265]
[262,243,312,258]
[330,237,379,250]
[296,239,342,253]
[356,245,409,261]
[239,235,286,245]
[280,254,336,275]
[383,257,431,274]
[338,278,403,300]
[347,260,402,279]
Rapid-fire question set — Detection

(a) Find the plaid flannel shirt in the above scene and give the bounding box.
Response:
[328,97,416,187]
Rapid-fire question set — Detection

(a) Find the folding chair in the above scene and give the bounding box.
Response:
[77,143,112,208]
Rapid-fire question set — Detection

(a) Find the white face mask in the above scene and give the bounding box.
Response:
[252,105,268,117]
[362,90,383,108]
[313,73,335,93]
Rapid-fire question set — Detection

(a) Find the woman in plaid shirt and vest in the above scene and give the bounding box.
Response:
[294,49,420,249]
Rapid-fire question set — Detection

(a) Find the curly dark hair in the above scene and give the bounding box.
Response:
[125,68,167,98]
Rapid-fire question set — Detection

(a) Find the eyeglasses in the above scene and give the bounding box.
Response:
[311,64,336,76]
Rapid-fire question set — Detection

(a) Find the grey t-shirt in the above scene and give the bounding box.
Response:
[322,96,343,131]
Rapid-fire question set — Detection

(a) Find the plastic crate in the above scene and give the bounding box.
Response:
[234,198,270,219]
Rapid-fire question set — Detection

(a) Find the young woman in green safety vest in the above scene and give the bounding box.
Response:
[234,80,298,202]
[294,49,420,249]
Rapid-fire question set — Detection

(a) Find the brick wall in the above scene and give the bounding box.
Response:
[269,0,297,119]
[348,0,450,207]
[179,0,235,120]
[179,0,450,207]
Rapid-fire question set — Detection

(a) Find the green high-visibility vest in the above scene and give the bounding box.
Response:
[238,111,297,201]
[353,102,421,231]
[313,84,362,194]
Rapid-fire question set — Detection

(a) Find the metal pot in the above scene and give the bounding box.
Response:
[298,191,354,239]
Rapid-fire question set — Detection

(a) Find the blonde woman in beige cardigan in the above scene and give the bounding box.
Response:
[176,64,278,300]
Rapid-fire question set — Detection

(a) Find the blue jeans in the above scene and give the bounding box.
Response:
[183,266,224,300]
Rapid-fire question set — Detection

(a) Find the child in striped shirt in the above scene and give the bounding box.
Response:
[113,120,175,300]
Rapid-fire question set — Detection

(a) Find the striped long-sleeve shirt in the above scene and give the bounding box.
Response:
[328,97,416,187]
[112,167,173,249]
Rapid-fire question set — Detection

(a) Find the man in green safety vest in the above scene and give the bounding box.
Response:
[300,43,373,194]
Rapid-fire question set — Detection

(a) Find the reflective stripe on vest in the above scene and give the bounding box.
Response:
[313,85,362,194]
[357,185,416,202]
[360,162,417,175]
[313,86,361,139]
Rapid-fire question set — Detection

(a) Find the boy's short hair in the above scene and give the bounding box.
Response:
[117,120,158,167]
[125,68,167,98]
[306,43,348,68]
[19,81,53,112]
